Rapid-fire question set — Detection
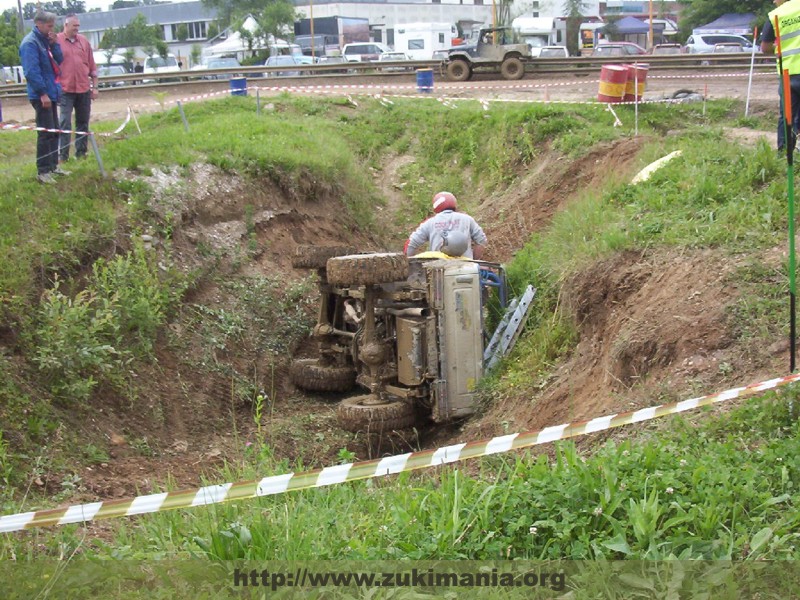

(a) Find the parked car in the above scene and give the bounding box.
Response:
[264,55,302,77]
[317,55,350,74]
[651,43,683,55]
[593,42,647,57]
[538,46,569,58]
[191,57,242,80]
[684,34,752,54]
[713,42,746,54]
[97,64,129,87]
[342,42,392,62]
[378,51,412,71]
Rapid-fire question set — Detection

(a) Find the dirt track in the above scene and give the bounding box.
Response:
[0,67,778,125]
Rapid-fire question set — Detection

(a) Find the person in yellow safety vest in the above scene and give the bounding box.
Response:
[762,0,800,151]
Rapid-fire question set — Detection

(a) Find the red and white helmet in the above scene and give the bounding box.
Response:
[432,191,457,213]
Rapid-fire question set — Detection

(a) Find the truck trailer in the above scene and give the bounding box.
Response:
[394,22,458,60]
[294,16,370,56]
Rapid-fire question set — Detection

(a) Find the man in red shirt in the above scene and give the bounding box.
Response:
[57,13,98,162]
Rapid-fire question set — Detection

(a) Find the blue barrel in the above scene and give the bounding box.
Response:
[416,68,434,93]
[230,77,247,97]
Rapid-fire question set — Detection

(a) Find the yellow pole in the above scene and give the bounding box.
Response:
[648,0,654,49]
[310,0,315,61]
[492,0,497,43]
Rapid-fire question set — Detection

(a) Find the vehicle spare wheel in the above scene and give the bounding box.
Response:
[289,358,356,392]
[337,395,416,432]
[291,245,356,269]
[326,253,409,286]
[446,59,471,82]
[500,56,524,80]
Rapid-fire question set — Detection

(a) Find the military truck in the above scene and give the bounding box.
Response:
[290,247,535,432]
[443,27,532,82]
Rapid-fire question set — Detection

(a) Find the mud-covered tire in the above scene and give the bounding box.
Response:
[290,359,356,392]
[446,59,472,82]
[327,253,409,286]
[337,395,417,432]
[500,56,524,80]
[292,245,356,269]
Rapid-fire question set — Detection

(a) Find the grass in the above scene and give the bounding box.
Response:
[1,94,798,594]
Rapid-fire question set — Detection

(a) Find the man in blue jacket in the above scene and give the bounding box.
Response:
[20,11,66,184]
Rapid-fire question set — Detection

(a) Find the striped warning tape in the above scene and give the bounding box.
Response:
[108,68,773,113]
[1,371,797,534]
[1,107,131,137]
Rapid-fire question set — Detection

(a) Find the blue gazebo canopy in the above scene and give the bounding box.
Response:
[602,16,650,35]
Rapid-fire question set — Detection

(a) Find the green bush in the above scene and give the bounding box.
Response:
[30,245,186,403]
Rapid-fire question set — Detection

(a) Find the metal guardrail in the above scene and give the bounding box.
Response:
[0,54,777,98]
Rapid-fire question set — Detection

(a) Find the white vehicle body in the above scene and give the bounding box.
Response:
[511,17,557,57]
[685,33,753,54]
[394,22,457,60]
[342,42,392,62]
[143,53,181,77]
[93,51,128,68]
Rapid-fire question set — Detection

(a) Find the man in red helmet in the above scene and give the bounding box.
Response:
[404,191,487,259]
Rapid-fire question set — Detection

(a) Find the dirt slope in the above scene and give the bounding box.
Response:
[42,132,783,506]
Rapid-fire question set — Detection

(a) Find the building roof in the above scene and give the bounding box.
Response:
[25,1,218,32]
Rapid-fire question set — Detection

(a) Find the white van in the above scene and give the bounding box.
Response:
[143,53,182,80]
[342,42,392,62]
[394,23,457,60]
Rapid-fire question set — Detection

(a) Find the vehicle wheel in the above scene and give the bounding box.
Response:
[500,57,525,80]
[337,394,417,432]
[292,245,356,269]
[327,253,409,286]
[446,59,471,82]
[290,358,356,392]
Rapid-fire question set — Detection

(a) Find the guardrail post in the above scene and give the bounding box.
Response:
[89,133,106,178]
[176,100,190,132]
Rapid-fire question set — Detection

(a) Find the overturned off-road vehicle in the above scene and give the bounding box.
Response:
[290,246,535,433]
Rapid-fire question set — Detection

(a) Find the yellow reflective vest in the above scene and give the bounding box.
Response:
[771,0,800,74]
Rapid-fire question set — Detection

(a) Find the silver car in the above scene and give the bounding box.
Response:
[685,34,752,54]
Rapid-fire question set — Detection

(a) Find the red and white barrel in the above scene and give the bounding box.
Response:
[597,65,628,103]
[624,63,649,102]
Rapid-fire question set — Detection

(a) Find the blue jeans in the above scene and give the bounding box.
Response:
[777,75,800,150]
[59,91,92,161]
[31,99,59,175]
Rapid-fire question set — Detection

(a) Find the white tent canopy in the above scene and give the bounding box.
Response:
[204,16,275,58]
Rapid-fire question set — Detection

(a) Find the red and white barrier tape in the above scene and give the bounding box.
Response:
[1,371,797,534]
[1,107,130,137]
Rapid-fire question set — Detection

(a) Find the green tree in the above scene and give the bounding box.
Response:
[23,2,67,18]
[155,39,168,59]
[251,1,295,50]
[65,0,86,14]
[176,23,189,42]
[111,13,160,47]
[202,0,295,36]
[563,0,589,57]
[677,1,772,41]
[0,14,21,66]
[190,43,202,67]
